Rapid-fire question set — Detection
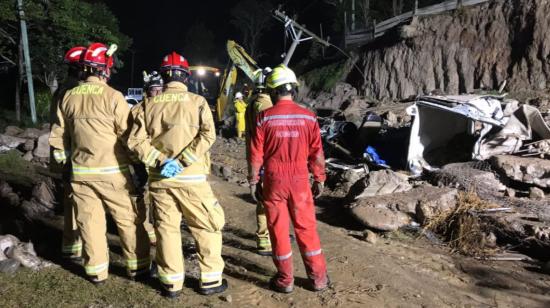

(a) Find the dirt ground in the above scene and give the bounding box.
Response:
[1,174,550,307]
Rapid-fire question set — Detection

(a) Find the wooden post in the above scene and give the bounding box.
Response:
[413,0,418,15]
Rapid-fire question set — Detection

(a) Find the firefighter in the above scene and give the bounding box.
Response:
[249,64,329,293]
[245,68,273,256]
[51,46,85,260]
[127,52,227,298]
[234,92,247,138]
[131,70,166,245]
[49,42,150,285]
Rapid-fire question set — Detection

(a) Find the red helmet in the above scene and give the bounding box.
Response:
[160,52,190,74]
[82,43,116,69]
[64,46,85,65]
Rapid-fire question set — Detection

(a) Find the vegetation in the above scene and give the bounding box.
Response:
[302,60,348,92]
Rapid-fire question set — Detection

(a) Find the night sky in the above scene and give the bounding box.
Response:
[105,0,336,89]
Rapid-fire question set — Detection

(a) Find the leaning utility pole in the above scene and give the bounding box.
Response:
[16,0,37,124]
[273,9,330,66]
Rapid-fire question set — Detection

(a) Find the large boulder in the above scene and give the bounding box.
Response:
[348,170,412,200]
[490,155,550,188]
[349,185,458,231]
[4,126,24,137]
[33,133,50,158]
[19,128,42,139]
[0,134,27,152]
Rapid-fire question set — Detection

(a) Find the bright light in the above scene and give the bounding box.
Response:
[215,71,221,77]
[197,68,206,76]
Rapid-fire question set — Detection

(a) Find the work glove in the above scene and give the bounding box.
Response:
[312,181,324,199]
[250,183,263,203]
[160,159,184,178]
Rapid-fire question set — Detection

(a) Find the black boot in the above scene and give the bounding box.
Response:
[198,279,228,295]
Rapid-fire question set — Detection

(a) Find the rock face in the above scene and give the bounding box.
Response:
[349,185,458,231]
[490,155,550,188]
[354,0,550,100]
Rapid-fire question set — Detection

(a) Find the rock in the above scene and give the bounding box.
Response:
[211,163,224,178]
[6,244,42,270]
[0,259,20,274]
[41,123,50,131]
[529,187,546,200]
[0,234,20,253]
[222,166,233,179]
[505,188,516,198]
[429,162,506,198]
[22,139,35,152]
[0,134,27,152]
[350,206,411,232]
[33,133,50,158]
[349,170,412,200]
[349,185,458,231]
[19,128,41,139]
[363,230,378,244]
[4,126,24,136]
[20,200,52,220]
[355,0,550,100]
[23,151,33,161]
[384,111,399,127]
[220,295,233,303]
[490,155,550,188]
[32,181,55,209]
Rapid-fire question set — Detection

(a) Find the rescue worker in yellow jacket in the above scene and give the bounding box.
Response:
[245,68,273,256]
[51,46,86,260]
[127,52,227,298]
[234,92,247,138]
[49,43,150,285]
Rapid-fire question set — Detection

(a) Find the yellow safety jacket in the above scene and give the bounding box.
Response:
[244,93,273,170]
[127,81,216,188]
[234,99,247,133]
[49,76,133,182]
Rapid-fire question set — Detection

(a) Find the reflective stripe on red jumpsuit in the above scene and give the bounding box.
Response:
[249,99,327,288]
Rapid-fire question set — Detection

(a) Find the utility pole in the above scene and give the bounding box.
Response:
[273,9,330,66]
[16,0,36,124]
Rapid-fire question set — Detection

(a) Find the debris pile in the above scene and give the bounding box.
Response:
[0,234,54,274]
[0,125,51,164]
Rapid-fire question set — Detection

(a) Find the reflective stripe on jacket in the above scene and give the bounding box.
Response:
[249,99,326,183]
[127,82,215,188]
[49,76,133,182]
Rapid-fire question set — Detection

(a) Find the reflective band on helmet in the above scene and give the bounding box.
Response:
[85,262,109,275]
[145,148,162,167]
[73,164,129,175]
[304,249,322,257]
[159,272,184,284]
[274,252,292,261]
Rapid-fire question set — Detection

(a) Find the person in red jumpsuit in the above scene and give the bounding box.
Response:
[248,64,329,293]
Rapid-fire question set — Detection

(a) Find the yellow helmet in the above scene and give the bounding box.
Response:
[266,64,299,89]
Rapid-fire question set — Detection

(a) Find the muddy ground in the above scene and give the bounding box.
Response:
[1,140,550,307]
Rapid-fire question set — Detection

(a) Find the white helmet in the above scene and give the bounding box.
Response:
[235,92,244,99]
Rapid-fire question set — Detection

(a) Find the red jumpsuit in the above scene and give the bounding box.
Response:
[249,99,327,288]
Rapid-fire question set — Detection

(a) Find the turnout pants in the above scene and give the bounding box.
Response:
[256,201,271,253]
[62,182,82,257]
[71,180,150,281]
[150,181,225,293]
[263,174,328,288]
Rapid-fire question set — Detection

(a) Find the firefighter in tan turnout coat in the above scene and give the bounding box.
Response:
[49,43,150,284]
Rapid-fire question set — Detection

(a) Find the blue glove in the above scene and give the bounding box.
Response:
[160,159,184,178]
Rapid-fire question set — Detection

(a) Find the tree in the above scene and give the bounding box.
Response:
[230,0,273,59]
[0,0,130,94]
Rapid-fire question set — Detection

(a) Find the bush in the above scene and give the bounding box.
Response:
[302,60,347,92]
[35,90,52,122]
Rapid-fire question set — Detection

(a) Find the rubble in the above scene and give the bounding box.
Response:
[529,187,546,200]
[0,234,53,272]
[349,185,458,231]
[490,155,550,189]
[0,134,27,152]
[33,133,50,158]
[348,170,412,200]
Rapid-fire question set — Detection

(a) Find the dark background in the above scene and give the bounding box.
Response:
[105,0,337,89]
